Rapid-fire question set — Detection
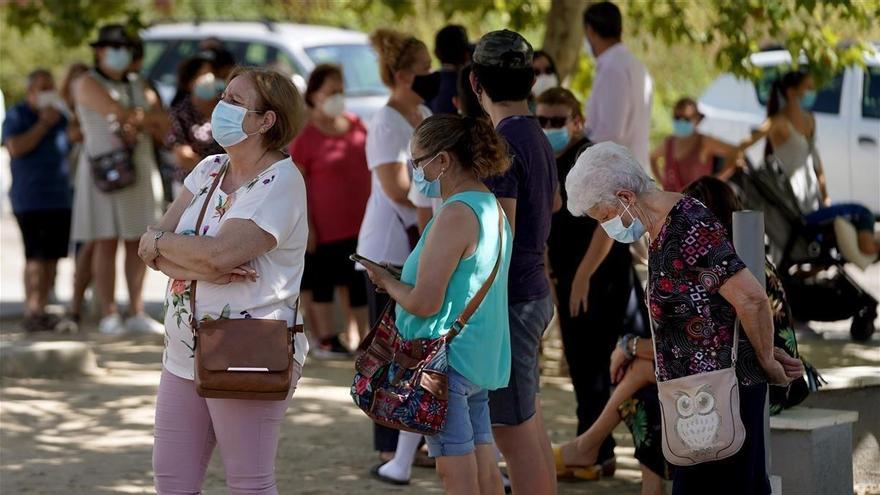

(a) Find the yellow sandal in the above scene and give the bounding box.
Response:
[553,446,603,481]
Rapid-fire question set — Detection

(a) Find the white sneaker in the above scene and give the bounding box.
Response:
[125,313,165,334]
[98,314,125,335]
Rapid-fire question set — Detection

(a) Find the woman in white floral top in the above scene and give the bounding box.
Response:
[138,67,307,494]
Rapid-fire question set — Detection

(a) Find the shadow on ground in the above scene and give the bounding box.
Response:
[1,315,876,494]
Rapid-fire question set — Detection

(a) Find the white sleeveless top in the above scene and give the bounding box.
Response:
[774,120,820,214]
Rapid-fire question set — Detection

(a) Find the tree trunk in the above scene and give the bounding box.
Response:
[542,0,592,82]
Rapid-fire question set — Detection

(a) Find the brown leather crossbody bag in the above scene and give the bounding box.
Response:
[189,159,302,400]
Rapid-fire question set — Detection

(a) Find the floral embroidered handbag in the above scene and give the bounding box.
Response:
[350,204,504,435]
[647,272,746,466]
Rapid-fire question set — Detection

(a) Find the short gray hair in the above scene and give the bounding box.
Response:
[566,142,655,216]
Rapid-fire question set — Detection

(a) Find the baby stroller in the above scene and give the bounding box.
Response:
[731,157,878,341]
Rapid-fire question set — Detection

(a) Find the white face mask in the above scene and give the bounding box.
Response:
[35,90,61,109]
[34,90,71,118]
[321,94,345,118]
[532,74,559,97]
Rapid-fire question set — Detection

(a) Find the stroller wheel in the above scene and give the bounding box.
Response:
[850,306,877,342]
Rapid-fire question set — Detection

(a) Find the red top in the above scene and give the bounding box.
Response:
[289,113,370,244]
[661,136,714,192]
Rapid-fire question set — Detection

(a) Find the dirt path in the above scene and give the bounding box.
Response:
[0,327,650,494]
[2,317,878,494]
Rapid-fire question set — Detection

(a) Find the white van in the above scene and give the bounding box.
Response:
[698,46,880,215]
[140,21,389,120]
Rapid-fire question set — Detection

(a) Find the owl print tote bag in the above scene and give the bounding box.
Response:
[647,282,746,466]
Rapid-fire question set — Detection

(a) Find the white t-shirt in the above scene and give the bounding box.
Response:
[357,105,431,266]
[162,154,309,380]
[586,42,653,169]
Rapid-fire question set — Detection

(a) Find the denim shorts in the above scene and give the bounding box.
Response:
[426,367,494,457]
[489,294,555,426]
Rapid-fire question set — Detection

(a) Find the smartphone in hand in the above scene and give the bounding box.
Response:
[350,254,402,279]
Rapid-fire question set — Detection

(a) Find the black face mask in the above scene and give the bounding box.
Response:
[411,72,442,103]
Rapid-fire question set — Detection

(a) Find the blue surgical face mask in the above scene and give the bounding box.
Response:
[543,127,570,153]
[194,77,225,100]
[600,198,647,244]
[800,90,817,110]
[210,100,262,148]
[672,119,695,138]
[412,153,444,198]
[103,47,132,72]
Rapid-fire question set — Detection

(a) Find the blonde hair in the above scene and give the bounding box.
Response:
[227,66,305,150]
[369,29,427,88]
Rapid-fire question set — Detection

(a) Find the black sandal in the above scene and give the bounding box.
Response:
[370,463,410,486]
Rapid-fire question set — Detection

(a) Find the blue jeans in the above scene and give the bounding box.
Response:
[426,367,494,457]
[804,203,874,232]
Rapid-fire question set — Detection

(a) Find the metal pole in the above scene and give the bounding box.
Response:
[732,210,772,479]
[733,210,766,287]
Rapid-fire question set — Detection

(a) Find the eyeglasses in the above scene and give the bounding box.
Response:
[537,115,569,129]
[407,153,430,170]
[534,68,554,76]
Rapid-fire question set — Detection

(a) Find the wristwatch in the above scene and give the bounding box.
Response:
[153,230,165,256]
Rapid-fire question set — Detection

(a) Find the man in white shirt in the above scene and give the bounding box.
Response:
[583,1,653,169]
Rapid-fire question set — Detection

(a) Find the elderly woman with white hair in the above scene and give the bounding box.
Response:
[562,142,803,495]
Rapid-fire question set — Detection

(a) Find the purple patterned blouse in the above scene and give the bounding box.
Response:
[648,196,766,386]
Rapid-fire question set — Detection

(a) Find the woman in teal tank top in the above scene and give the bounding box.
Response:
[363,114,513,494]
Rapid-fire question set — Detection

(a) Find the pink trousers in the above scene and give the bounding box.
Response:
[152,363,302,494]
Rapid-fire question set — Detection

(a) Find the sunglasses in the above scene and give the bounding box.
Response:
[98,42,130,49]
[537,115,569,129]
[534,68,554,76]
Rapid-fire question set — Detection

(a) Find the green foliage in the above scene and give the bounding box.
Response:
[4,0,147,46]
[628,0,879,86]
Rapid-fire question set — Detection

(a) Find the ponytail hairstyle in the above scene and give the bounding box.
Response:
[456,64,486,119]
[413,114,511,179]
[765,70,810,158]
[369,28,427,88]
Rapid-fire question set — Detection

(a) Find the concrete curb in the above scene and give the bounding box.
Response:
[0,340,100,378]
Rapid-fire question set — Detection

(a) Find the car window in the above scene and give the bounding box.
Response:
[305,44,387,96]
[144,39,201,88]
[754,67,844,115]
[863,65,880,119]
[141,40,170,78]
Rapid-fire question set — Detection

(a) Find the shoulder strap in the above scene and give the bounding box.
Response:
[446,202,506,341]
[188,159,229,331]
